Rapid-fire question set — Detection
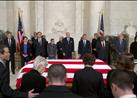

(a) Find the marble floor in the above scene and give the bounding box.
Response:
[10,71,17,89]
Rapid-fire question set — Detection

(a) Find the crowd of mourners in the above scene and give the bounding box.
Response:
[0,30,137,98]
[1,30,137,73]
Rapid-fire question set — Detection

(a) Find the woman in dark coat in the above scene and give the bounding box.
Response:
[19,56,48,93]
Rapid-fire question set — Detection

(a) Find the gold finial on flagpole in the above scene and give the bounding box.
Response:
[18,8,23,15]
[100,9,104,14]
[18,8,23,20]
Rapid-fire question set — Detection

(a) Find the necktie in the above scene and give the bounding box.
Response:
[67,38,69,44]
[38,39,42,45]
[120,40,122,45]
[83,40,86,47]
[102,41,105,47]
[8,39,11,46]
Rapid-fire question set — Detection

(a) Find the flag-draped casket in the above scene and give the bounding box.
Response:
[16,59,111,89]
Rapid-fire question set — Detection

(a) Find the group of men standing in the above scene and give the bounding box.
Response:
[31,32,74,59]
[2,30,129,75]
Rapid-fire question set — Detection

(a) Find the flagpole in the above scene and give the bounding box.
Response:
[100,9,104,34]
[16,8,20,52]
[17,8,23,25]
[97,10,101,32]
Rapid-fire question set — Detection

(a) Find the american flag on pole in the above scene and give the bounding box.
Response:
[16,59,111,89]
[98,12,104,35]
[17,11,24,50]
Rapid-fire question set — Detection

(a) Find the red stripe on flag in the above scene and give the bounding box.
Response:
[21,67,110,74]
[48,61,83,64]
[48,61,107,65]
[21,68,32,72]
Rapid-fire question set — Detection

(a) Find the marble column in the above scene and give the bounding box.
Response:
[7,1,15,34]
[0,1,7,31]
[74,1,84,57]
[75,1,83,35]
[14,1,31,38]
[89,1,105,36]
[35,1,44,33]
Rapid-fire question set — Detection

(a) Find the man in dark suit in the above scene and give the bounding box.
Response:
[34,32,48,58]
[78,34,91,58]
[72,53,106,98]
[31,32,38,58]
[62,32,74,59]
[96,35,110,63]
[0,44,38,98]
[114,33,128,55]
[19,56,47,93]
[109,70,136,98]
[92,33,99,58]
[56,36,64,59]
[35,64,82,98]
[4,31,16,74]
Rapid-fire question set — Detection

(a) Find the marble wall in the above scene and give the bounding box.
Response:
[109,1,137,36]
[0,1,137,51]
[0,1,7,32]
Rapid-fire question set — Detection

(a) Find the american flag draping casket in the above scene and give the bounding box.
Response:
[16,59,111,89]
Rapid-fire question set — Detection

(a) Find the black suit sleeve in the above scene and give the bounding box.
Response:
[71,72,78,94]
[78,41,81,55]
[96,41,100,54]
[87,41,91,53]
[19,70,46,93]
[13,38,16,53]
[97,74,107,98]
[130,43,133,54]
[62,39,66,53]
[0,63,28,98]
[71,38,74,52]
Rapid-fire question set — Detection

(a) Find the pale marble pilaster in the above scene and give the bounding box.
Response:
[0,1,7,31]
[74,1,84,55]
[75,1,83,35]
[6,1,15,34]
[35,1,44,33]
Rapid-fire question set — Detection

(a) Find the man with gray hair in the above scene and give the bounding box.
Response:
[35,64,82,98]
[19,56,48,93]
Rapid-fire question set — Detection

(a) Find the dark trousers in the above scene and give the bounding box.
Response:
[6,53,15,74]
[57,53,64,59]
[5,61,10,84]
[64,52,72,59]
